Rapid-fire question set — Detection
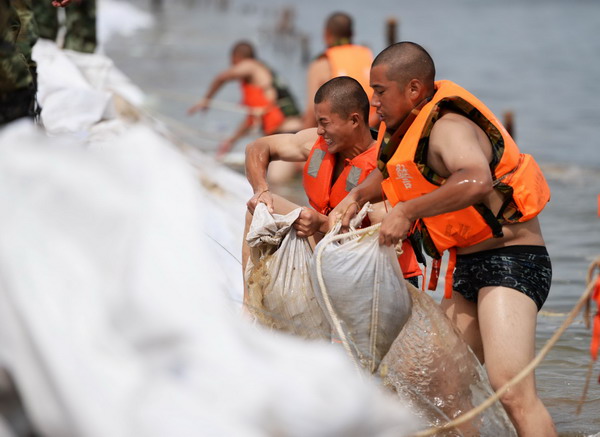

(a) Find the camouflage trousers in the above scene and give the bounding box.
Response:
[0,0,38,125]
[33,0,96,53]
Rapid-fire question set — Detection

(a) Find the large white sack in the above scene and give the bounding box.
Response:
[32,39,145,134]
[312,216,412,373]
[379,284,517,436]
[245,203,330,340]
[0,121,419,437]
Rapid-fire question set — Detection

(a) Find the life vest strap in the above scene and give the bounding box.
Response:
[428,258,441,291]
[426,247,456,299]
[444,248,457,299]
[408,231,427,267]
[475,203,504,238]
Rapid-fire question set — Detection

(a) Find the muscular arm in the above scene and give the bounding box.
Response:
[302,57,330,128]
[379,114,494,246]
[245,128,317,212]
[188,61,253,114]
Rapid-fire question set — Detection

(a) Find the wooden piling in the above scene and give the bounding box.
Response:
[503,110,515,139]
[386,17,398,46]
[300,34,310,65]
[151,0,162,13]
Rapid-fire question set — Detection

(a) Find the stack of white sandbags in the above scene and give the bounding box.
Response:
[0,118,418,437]
[0,2,419,436]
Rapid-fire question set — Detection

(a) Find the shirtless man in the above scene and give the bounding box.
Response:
[303,12,379,128]
[188,41,302,159]
[243,76,421,303]
[332,42,556,436]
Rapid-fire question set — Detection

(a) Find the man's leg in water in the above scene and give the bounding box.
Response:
[440,292,484,361]
[478,286,557,437]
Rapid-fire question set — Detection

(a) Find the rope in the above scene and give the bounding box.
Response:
[412,256,600,436]
[314,222,381,375]
[576,256,600,415]
[150,88,265,115]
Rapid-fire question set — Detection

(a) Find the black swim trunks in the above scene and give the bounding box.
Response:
[452,245,552,311]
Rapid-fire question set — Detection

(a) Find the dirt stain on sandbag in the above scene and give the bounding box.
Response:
[246,234,331,341]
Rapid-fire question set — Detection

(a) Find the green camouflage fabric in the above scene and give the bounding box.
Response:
[0,0,32,90]
[270,68,301,117]
[14,0,38,67]
[34,0,96,53]
[0,0,37,124]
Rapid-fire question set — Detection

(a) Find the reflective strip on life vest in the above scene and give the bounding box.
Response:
[345,166,362,192]
[307,148,326,178]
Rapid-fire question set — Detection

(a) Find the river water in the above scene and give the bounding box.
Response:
[103,0,600,434]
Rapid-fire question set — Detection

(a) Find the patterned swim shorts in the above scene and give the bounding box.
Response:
[453,245,552,311]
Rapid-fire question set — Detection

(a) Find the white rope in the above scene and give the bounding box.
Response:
[412,257,600,436]
[150,88,265,115]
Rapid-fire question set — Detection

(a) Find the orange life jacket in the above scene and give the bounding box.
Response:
[241,82,284,135]
[303,136,422,279]
[325,44,377,125]
[380,80,550,296]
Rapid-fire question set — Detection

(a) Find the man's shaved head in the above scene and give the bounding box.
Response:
[314,76,370,123]
[372,42,435,92]
[325,12,353,42]
[231,41,255,59]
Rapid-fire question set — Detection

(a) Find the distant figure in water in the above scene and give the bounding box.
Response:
[333,41,556,436]
[188,40,303,183]
[303,12,379,129]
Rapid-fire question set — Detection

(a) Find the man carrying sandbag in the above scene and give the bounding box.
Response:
[243,76,422,305]
[331,42,555,436]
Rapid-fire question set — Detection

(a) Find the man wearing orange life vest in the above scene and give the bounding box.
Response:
[188,41,302,159]
[332,42,556,436]
[303,12,379,129]
[243,76,422,303]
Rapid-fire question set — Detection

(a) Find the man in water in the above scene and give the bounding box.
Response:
[188,40,302,160]
[303,12,379,128]
[332,42,556,436]
[243,76,421,304]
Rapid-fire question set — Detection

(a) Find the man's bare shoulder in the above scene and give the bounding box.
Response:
[433,111,471,130]
[307,56,330,78]
[430,112,481,147]
[295,128,319,151]
[230,59,263,77]
[428,112,492,174]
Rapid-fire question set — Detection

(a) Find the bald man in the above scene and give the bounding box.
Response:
[303,12,379,129]
[332,42,556,436]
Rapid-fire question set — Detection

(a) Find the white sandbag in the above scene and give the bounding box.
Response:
[312,211,412,373]
[0,121,419,437]
[33,40,113,134]
[378,284,517,436]
[32,39,146,134]
[246,204,331,340]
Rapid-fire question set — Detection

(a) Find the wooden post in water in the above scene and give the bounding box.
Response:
[503,110,515,139]
[151,0,163,13]
[386,17,399,46]
[300,34,310,66]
